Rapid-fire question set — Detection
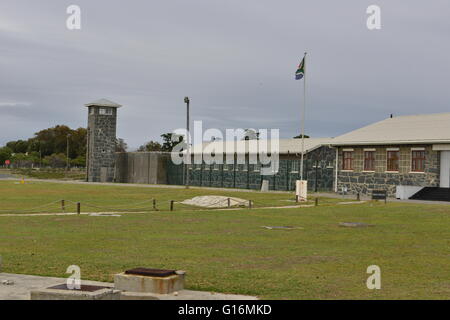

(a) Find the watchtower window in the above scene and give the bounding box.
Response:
[99,107,113,115]
[89,107,95,115]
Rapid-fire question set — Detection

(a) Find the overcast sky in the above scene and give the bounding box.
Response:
[1,0,449,149]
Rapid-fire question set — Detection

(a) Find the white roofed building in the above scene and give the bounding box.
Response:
[331,112,450,200]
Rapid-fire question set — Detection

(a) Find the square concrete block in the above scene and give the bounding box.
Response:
[30,284,121,300]
[114,273,184,294]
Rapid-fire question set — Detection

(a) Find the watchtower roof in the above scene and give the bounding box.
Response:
[85,98,122,108]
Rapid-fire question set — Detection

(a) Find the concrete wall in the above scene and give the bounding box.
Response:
[115,152,170,184]
[337,144,440,196]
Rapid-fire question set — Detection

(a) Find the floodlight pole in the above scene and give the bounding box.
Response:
[184,97,190,189]
[300,52,307,181]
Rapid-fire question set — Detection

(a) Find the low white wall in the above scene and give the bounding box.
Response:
[395,185,423,200]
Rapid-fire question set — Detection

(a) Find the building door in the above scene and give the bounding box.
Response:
[100,167,108,183]
[440,151,450,188]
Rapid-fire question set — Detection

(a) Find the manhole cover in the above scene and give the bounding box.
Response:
[125,268,177,277]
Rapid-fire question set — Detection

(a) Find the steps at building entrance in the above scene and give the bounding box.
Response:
[409,187,450,202]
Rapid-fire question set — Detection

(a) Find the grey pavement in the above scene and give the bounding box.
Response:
[0,273,257,300]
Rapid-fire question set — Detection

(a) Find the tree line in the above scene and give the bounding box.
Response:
[1,125,309,168]
[0,125,127,168]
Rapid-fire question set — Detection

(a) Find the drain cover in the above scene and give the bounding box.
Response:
[125,268,177,277]
[48,284,111,292]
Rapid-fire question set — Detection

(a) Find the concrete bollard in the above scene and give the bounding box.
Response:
[227,198,231,208]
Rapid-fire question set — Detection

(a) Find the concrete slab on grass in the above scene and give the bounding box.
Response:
[31,285,121,300]
[0,273,114,300]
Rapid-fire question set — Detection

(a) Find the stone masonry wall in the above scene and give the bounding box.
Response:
[87,107,117,182]
[337,144,440,197]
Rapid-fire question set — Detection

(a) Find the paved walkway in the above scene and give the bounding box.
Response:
[0,273,257,300]
[314,192,450,205]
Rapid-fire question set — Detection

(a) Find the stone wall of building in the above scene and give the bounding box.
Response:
[337,144,440,196]
[87,107,118,182]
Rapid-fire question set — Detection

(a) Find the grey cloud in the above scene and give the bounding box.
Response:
[0,0,449,149]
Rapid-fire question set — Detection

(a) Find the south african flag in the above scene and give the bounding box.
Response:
[295,57,305,80]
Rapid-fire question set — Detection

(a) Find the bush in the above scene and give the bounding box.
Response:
[0,147,12,165]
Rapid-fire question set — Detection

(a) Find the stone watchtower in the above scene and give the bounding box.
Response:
[85,99,122,182]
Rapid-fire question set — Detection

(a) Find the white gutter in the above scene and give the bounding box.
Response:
[330,139,450,146]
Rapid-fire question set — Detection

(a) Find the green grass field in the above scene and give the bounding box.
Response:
[0,180,449,299]
[0,180,341,213]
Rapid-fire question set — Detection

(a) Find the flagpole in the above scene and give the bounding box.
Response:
[300,52,307,181]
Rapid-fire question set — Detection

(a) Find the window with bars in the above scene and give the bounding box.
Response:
[364,151,375,171]
[342,151,353,170]
[411,150,425,172]
[386,151,399,171]
[99,107,113,115]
